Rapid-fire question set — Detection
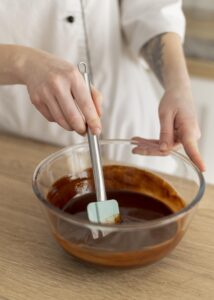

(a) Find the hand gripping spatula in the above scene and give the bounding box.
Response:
[78,62,120,224]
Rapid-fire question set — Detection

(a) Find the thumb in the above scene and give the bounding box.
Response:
[159,112,174,151]
[91,85,103,117]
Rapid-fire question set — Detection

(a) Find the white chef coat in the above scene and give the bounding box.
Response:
[0,0,185,146]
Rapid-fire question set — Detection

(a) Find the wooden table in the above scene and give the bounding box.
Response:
[0,133,214,300]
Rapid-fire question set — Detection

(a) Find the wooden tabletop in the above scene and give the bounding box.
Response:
[0,133,214,300]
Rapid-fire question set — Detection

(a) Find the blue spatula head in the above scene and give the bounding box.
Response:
[87,199,121,224]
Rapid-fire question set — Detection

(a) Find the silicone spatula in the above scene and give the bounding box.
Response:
[78,62,120,224]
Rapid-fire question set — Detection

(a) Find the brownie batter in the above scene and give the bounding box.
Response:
[47,165,186,267]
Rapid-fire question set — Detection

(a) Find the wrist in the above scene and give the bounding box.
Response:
[164,81,192,94]
[161,83,194,106]
[164,70,191,92]
[13,45,38,85]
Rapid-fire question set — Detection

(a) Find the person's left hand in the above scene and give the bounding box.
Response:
[132,86,206,172]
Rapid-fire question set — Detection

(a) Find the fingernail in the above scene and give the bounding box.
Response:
[93,127,101,135]
[160,142,168,151]
[131,139,140,145]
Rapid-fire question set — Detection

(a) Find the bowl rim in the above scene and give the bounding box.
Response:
[32,139,205,231]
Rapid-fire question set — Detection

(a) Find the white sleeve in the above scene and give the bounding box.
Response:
[120,0,186,57]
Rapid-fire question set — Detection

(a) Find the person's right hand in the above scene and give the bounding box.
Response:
[20,47,102,135]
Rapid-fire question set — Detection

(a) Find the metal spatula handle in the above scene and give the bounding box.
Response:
[78,62,107,202]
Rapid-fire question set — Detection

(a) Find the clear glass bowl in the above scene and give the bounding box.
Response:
[32,140,205,268]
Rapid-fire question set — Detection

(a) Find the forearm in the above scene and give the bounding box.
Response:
[141,32,190,91]
[0,44,30,85]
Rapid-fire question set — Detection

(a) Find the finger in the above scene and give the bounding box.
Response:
[132,143,181,156]
[132,145,170,156]
[131,137,160,146]
[182,138,206,172]
[55,90,87,135]
[91,85,103,117]
[32,95,55,122]
[159,112,174,151]
[132,135,181,155]
[71,70,101,135]
[178,121,205,171]
[137,142,180,151]
[131,136,181,151]
[45,77,86,134]
[38,104,55,122]
[44,94,71,131]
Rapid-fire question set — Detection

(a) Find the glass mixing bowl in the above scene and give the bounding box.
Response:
[32,140,205,268]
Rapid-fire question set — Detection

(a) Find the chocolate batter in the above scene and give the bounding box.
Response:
[47,165,186,267]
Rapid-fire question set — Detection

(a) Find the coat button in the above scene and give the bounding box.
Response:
[66,15,75,23]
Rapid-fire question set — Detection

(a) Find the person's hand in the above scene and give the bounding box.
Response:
[20,48,102,135]
[132,86,206,172]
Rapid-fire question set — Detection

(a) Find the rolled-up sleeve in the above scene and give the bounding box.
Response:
[120,0,186,57]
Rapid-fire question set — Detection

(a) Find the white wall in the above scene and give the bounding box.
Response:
[190,76,214,184]
[183,0,214,11]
